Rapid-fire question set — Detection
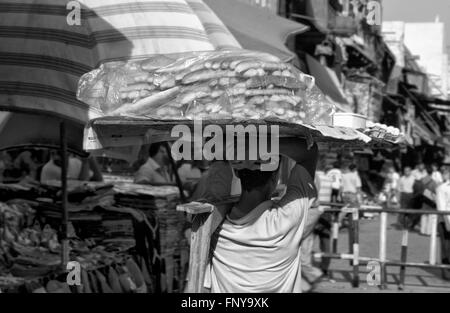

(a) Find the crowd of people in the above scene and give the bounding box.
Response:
[3,142,450,290]
[304,160,450,286]
[383,163,449,234]
[0,149,103,184]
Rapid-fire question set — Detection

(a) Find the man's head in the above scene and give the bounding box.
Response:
[425,164,433,176]
[237,167,280,199]
[432,163,439,172]
[416,163,425,171]
[148,142,169,166]
[403,166,412,176]
[387,166,395,174]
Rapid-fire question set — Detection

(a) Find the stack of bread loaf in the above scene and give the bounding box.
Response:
[78,50,333,125]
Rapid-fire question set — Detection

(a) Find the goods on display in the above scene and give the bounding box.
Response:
[113,182,189,293]
[0,180,188,293]
[78,50,335,125]
[364,121,403,143]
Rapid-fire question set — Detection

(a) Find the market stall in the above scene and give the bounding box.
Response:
[0,182,146,293]
[0,178,193,293]
[1,0,405,294]
[0,0,242,293]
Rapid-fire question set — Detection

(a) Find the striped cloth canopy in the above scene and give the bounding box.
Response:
[0,0,241,124]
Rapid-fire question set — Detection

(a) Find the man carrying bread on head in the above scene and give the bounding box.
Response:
[204,137,318,293]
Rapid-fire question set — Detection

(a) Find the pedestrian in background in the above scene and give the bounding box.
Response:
[341,163,362,208]
[436,167,450,280]
[419,165,437,235]
[327,162,342,203]
[340,163,362,259]
[386,165,400,207]
[431,163,443,185]
[313,163,334,280]
[398,166,415,226]
[412,163,427,181]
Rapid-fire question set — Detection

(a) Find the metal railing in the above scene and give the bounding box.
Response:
[314,203,450,290]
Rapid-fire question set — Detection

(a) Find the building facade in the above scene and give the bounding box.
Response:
[403,21,448,100]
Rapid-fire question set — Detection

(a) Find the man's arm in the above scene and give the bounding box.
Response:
[279,137,318,178]
[134,167,151,184]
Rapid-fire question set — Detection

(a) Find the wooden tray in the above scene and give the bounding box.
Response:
[84,116,381,151]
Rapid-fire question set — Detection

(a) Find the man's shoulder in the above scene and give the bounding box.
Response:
[283,165,317,201]
[42,161,57,172]
[135,162,158,178]
[437,183,450,192]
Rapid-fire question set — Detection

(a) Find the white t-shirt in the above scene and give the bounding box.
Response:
[399,175,415,193]
[432,171,443,185]
[205,165,317,293]
[40,157,83,184]
[436,182,450,231]
[316,171,332,207]
[134,157,173,184]
[341,171,362,193]
[387,172,400,190]
[327,168,342,190]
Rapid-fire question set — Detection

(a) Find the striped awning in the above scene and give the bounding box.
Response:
[0,0,241,124]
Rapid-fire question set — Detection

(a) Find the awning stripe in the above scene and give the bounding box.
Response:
[0,82,88,109]
[0,26,211,47]
[0,53,92,76]
[186,1,209,12]
[0,0,241,123]
[0,2,196,16]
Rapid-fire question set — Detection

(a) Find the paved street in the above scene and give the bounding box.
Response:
[312,214,450,293]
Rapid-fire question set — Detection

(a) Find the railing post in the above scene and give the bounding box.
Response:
[352,208,360,288]
[429,214,438,265]
[398,227,409,290]
[379,211,388,289]
[332,212,339,253]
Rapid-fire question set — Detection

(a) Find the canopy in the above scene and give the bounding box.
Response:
[305,54,349,106]
[204,0,309,62]
[0,111,85,155]
[0,0,241,124]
